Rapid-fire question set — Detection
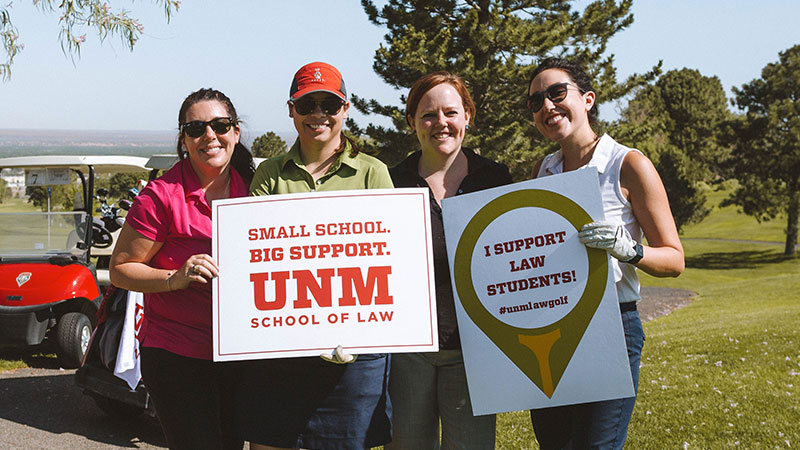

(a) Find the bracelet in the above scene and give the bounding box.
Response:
[166,271,175,291]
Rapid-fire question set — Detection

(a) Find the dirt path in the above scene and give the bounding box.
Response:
[638,286,695,322]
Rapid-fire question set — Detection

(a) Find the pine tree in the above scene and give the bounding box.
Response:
[611,68,733,230]
[252,131,288,159]
[728,44,800,256]
[350,0,660,179]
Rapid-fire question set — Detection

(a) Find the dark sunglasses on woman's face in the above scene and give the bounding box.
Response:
[292,96,345,116]
[181,117,235,138]
[526,82,585,112]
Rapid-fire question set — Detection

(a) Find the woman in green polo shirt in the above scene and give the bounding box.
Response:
[237,62,393,450]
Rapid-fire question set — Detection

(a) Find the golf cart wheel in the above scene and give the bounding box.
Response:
[92,395,146,418]
[56,312,92,369]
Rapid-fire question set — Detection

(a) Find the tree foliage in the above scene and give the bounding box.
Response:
[108,172,147,199]
[26,184,77,211]
[611,68,732,230]
[252,131,288,159]
[0,177,7,203]
[1,0,179,80]
[351,0,660,178]
[727,44,800,256]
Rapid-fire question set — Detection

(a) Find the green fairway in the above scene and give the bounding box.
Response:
[0,196,37,213]
[2,188,798,449]
[626,241,798,449]
[493,188,799,449]
[494,247,798,449]
[0,209,85,253]
[681,181,796,244]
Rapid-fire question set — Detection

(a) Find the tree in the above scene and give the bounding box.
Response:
[351,0,660,178]
[252,131,287,159]
[611,68,732,230]
[26,184,77,211]
[108,172,148,199]
[727,44,800,256]
[1,0,179,80]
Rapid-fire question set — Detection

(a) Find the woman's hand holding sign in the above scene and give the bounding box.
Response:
[166,254,219,291]
[578,221,641,263]
[320,345,358,364]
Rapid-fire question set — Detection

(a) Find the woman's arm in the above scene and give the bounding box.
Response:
[109,224,217,292]
[620,151,685,277]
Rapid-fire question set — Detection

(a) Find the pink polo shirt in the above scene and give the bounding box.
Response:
[126,158,248,360]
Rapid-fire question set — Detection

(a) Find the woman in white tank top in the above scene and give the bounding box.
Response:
[526,57,684,450]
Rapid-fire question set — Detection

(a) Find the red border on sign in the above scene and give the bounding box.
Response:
[212,190,436,358]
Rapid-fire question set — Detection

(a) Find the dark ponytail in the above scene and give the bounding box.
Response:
[230,142,255,185]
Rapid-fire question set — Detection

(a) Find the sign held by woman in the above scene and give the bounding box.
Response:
[211,188,438,361]
[443,169,634,414]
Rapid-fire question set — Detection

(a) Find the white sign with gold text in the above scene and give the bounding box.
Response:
[443,169,634,414]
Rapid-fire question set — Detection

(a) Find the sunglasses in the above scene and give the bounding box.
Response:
[181,117,236,138]
[526,82,585,112]
[291,96,345,115]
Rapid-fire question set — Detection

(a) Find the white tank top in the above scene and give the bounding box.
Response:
[537,134,642,303]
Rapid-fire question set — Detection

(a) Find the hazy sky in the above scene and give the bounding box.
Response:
[1,0,799,138]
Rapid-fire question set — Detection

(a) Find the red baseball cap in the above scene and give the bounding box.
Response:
[289,62,347,101]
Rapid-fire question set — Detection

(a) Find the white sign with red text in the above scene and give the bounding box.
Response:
[211,188,438,362]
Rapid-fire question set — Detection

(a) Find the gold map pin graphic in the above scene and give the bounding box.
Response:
[453,189,607,398]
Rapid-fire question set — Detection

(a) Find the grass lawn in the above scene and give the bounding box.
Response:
[0,348,57,372]
[494,240,799,448]
[2,187,799,448]
[0,196,36,213]
[627,241,798,449]
[0,198,84,252]
[682,181,796,244]
[493,185,800,448]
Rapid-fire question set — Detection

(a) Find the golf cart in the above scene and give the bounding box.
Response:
[0,155,151,369]
[74,154,178,418]
[74,153,265,418]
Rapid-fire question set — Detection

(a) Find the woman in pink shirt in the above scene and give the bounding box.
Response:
[110,88,255,450]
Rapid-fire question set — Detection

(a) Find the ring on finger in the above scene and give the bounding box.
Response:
[192,264,199,274]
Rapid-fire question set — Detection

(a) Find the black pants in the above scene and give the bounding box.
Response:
[141,346,242,450]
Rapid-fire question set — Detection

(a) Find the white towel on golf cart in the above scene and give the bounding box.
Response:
[114,290,143,390]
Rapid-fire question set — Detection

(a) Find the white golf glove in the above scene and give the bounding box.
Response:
[578,221,638,262]
[320,345,357,364]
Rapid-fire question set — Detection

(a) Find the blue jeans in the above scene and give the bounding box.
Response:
[530,309,645,450]
[386,350,496,450]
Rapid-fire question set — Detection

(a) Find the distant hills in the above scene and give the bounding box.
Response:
[0,129,297,158]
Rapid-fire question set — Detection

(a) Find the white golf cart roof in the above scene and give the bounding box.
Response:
[144,154,267,170]
[145,154,179,170]
[0,155,150,173]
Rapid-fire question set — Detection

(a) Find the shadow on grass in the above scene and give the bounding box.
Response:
[0,345,61,370]
[686,249,792,270]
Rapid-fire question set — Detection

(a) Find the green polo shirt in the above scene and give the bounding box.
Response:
[250,138,393,195]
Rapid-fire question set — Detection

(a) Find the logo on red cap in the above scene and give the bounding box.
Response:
[290,62,347,101]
